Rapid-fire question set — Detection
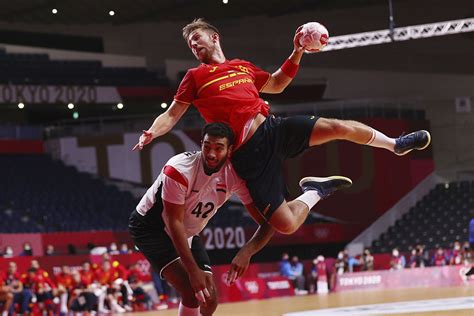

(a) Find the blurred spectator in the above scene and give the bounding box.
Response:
[432,247,448,266]
[449,241,463,265]
[56,266,73,314]
[6,261,32,314]
[108,242,120,255]
[20,242,33,256]
[69,270,97,313]
[417,244,429,267]
[120,243,131,254]
[80,261,96,286]
[314,255,329,294]
[2,246,13,258]
[128,264,152,310]
[0,268,14,316]
[408,248,418,268]
[87,242,96,251]
[334,251,347,275]
[279,253,307,295]
[462,241,471,265]
[390,248,405,270]
[290,256,307,295]
[307,258,318,294]
[45,244,56,256]
[279,253,291,275]
[361,248,374,271]
[67,244,77,255]
[343,248,359,272]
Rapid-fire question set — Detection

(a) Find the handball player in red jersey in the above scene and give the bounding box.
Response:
[134,18,431,236]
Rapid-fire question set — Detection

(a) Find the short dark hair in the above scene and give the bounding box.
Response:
[182,18,220,41]
[202,122,234,146]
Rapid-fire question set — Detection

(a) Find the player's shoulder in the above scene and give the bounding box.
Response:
[165,152,201,175]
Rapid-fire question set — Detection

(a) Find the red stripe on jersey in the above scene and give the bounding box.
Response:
[163,165,188,187]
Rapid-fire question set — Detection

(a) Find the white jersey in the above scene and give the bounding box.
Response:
[136,151,252,239]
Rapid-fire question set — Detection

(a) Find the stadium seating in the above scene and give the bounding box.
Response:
[0,50,168,86]
[371,181,473,253]
[0,154,138,232]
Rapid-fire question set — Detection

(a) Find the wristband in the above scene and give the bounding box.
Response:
[280,59,299,78]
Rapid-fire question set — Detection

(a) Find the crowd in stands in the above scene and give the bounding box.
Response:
[1,243,135,258]
[390,241,471,270]
[0,254,177,315]
[279,241,472,295]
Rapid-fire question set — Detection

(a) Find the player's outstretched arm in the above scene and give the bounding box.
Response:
[261,26,305,94]
[132,100,190,151]
[226,204,275,285]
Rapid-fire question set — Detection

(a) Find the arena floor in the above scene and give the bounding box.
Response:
[131,286,473,315]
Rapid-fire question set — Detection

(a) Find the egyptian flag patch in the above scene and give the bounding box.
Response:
[216,183,227,193]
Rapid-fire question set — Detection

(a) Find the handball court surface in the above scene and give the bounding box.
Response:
[129,286,473,316]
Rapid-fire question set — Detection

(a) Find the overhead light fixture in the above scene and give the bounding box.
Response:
[18,102,25,109]
[223,0,229,3]
[67,103,74,109]
[117,103,124,109]
[109,10,115,16]
[52,8,58,14]
[161,102,168,109]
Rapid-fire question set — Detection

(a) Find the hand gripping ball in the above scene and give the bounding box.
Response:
[298,22,329,53]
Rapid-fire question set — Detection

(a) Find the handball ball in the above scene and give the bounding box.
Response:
[298,22,329,53]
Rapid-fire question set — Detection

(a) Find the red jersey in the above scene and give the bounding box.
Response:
[95,268,121,285]
[0,271,6,286]
[56,273,74,290]
[80,270,96,286]
[174,59,271,147]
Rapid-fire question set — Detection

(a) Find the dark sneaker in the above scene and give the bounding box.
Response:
[394,130,431,156]
[299,176,352,199]
[466,266,474,277]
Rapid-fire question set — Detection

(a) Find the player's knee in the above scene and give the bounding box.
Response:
[326,118,352,139]
[274,220,298,235]
[180,290,199,308]
[200,296,218,315]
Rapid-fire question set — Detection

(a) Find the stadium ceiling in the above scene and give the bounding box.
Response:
[0,0,413,24]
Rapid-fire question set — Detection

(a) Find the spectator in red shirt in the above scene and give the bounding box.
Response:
[0,270,14,316]
[432,247,448,266]
[80,261,96,287]
[5,262,32,314]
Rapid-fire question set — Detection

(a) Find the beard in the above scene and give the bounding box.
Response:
[203,158,226,175]
[197,44,216,64]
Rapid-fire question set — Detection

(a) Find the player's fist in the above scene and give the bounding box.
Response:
[132,130,155,151]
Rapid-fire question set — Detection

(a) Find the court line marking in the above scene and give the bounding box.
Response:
[283,296,474,315]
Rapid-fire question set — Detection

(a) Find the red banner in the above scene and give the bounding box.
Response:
[334,265,473,292]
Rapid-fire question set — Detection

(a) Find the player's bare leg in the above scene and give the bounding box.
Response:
[162,260,218,316]
[269,176,352,234]
[309,117,431,155]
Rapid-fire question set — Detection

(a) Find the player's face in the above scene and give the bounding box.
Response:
[187,29,218,64]
[201,134,231,175]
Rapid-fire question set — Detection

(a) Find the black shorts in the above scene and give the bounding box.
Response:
[128,210,212,279]
[231,115,317,220]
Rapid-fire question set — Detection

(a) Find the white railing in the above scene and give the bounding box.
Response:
[325,18,474,51]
